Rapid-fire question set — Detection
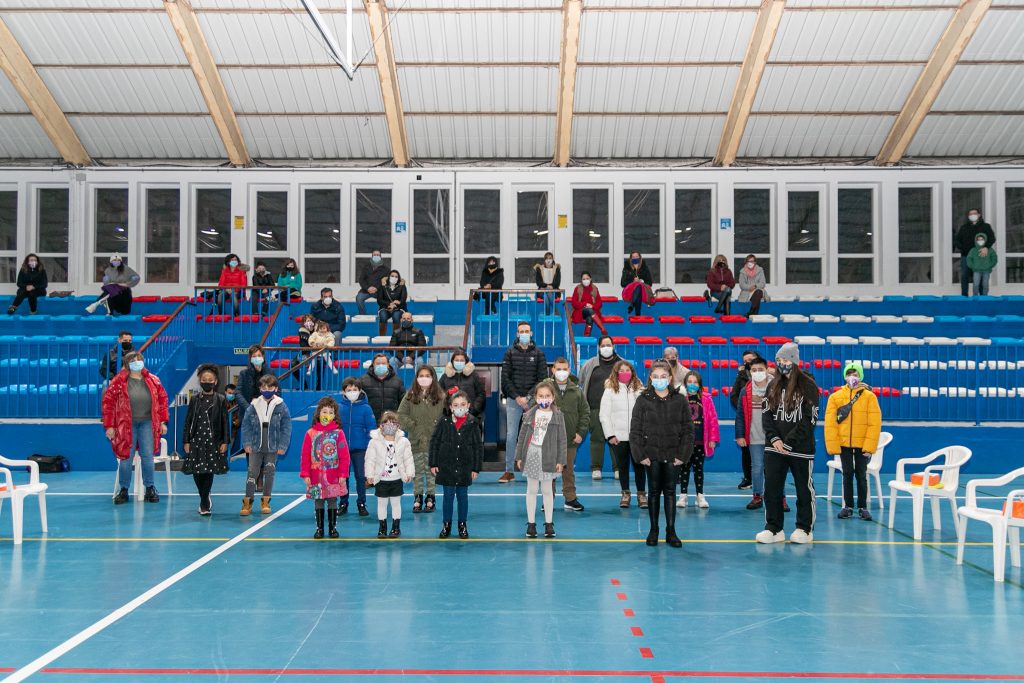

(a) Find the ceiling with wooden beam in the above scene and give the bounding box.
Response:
[1,0,1023,164]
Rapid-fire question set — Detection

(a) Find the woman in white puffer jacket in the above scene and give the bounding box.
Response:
[599,360,647,510]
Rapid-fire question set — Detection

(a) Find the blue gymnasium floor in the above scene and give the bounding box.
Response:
[2,472,1023,682]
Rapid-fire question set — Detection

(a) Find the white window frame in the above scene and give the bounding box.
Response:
[896,183,939,287]
[456,183,504,293]
[732,184,775,285]
[672,183,717,289]
[621,183,666,287]
[139,184,185,293]
[31,184,72,287]
[190,184,233,286]
[299,184,345,294]
[783,183,827,287]
[0,183,20,290]
[511,184,555,286]
[832,183,880,288]
[569,183,614,288]
[88,183,132,285]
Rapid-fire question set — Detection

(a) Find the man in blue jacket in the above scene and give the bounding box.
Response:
[310,287,346,346]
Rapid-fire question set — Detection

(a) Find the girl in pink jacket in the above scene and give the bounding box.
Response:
[679,370,720,510]
[300,397,351,540]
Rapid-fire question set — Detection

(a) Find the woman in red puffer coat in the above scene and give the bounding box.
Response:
[570,271,607,337]
[102,351,170,505]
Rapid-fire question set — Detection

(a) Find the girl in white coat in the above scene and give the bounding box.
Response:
[365,411,415,538]
[599,360,647,509]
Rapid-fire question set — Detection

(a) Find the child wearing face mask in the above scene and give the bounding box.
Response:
[515,381,567,538]
[600,361,647,509]
[956,209,995,296]
[735,357,771,511]
[340,378,376,516]
[365,411,415,538]
[251,261,275,316]
[678,371,720,510]
[182,365,229,516]
[429,391,483,539]
[308,319,338,376]
[966,232,998,297]
[398,365,446,513]
[240,375,291,516]
[301,397,351,539]
[824,362,882,521]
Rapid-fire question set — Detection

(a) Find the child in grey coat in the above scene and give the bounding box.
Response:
[515,380,567,539]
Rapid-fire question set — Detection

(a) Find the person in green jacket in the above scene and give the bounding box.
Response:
[277,259,303,299]
[966,232,998,297]
[549,358,591,512]
[398,364,446,513]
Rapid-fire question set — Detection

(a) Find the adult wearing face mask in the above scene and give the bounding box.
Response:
[102,351,169,505]
[378,269,409,337]
[477,257,504,315]
[101,330,135,381]
[277,259,303,299]
[737,254,767,318]
[499,321,549,483]
[251,261,276,317]
[757,343,819,545]
[534,251,562,315]
[310,287,346,346]
[87,253,141,316]
[620,251,654,317]
[661,346,686,389]
[570,271,607,337]
[439,349,486,419]
[824,362,881,522]
[360,352,406,421]
[215,253,248,317]
[955,209,996,297]
[966,231,998,297]
[550,357,590,512]
[8,253,47,315]
[357,250,389,315]
[236,344,268,417]
[579,335,621,480]
[704,254,736,316]
[389,311,427,366]
[730,349,760,490]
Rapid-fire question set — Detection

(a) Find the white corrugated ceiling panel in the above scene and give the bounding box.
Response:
[0,75,30,113]
[932,64,1024,111]
[0,116,59,158]
[407,116,554,158]
[770,10,952,61]
[399,67,557,113]
[220,68,383,114]
[754,65,922,112]
[738,115,895,157]
[960,9,1024,60]
[239,116,391,159]
[200,12,374,65]
[580,10,755,62]
[575,66,737,113]
[584,0,758,8]
[0,12,186,64]
[786,0,958,6]
[907,115,1024,156]
[389,12,560,62]
[69,116,224,158]
[0,0,161,7]
[386,0,560,8]
[571,115,723,158]
[38,68,207,113]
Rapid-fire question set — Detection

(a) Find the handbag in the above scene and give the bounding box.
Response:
[835,390,863,424]
[28,454,71,473]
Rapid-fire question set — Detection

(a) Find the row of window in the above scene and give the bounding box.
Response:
[1,184,1022,287]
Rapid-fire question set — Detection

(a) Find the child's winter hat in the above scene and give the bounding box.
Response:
[775,342,800,365]
[843,361,864,380]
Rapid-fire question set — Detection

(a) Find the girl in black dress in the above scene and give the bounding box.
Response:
[182,364,229,515]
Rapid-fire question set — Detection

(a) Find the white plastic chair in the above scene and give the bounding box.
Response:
[826,432,892,511]
[888,446,972,540]
[956,467,1024,582]
[113,438,171,501]
[0,455,49,545]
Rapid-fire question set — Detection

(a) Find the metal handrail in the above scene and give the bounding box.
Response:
[136,299,189,355]
[263,344,465,381]
[259,293,291,347]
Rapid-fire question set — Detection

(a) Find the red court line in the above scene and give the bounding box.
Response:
[631,627,645,637]
[639,650,655,659]
[623,609,635,617]
[611,579,621,586]
[19,668,1024,679]
[616,592,627,601]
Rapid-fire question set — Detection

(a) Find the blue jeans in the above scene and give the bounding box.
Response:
[972,271,991,296]
[960,258,972,297]
[378,308,402,326]
[442,485,469,524]
[749,442,766,496]
[217,289,242,316]
[356,291,377,315]
[117,420,155,490]
[629,285,643,312]
[505,398,526,473]
[344,449,367,506]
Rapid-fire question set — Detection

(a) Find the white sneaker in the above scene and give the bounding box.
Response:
[756,529,785,544]
[678,494,688,508]
[331,365,339,374]
[306,366,313,376]
[591,470,602,481]
[85,301,98,314]
[696,493,709,509]
[790,529,813,544]
[614,470,619,481]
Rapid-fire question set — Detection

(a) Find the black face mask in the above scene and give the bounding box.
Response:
[487,264,497,271]
[200,381,217,393]
[717,262,725,268]
[121,341,133,351]
[401,321,412,330]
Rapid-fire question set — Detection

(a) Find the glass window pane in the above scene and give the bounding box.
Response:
[517,191,549,252]
[304,257,340,284]
[355,188,391,254]
[464,257,490,284]
[786,257,821,284]
[898,187,932,253]
[1006,257,1024,284]
[623,189,660,255]
[899,256,932,283]
[413,189,450,255]
[194,188,230,255]
[95,188,129,255]
[952,186,986,253]
[675,189,712,255]
[37,188,69,254]
[787,191,819,252]
[196,257,225,284]
[44,257,67,282]
[572,188,609,255]
[515,257,537,284]
[1007,187,1024,254]
[0,191,16,251]
[838,188,873,254]
[572,257,609,283]
[734,188,770,254]
[464,189,500,255]
[304,189,341,255]
[838,257,873,284]
[146,188,179,254]
[146,257,179,284]
[0,256,16,284]
[413,258,449,284]
[255,191,287,252]
[734,257,771,284]
[356,256,391,279]
[675,258,709,285]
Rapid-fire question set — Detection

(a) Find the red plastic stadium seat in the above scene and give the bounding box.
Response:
[644,359,654,368]
[133,295,160,303]
[891,388,902,397]
[603,315,625,324]
[659,315,686,324]
[335,359,361,369]
[601,296,619,303]
[731,336,760,345]
[235,315,261,323]
[872,387,882,396]
[689,316,716,324]
[710,388,719,396]
[654,295,677,303]
[699,336,727,345]
[666,336,694,345]
[680,296,706,303]
[269,359,290,369]
[678,359,707,369]
[281,335,300,345]
[813,359,826,368]
[634,336,662,345]
[612,336,630,345]
[720,315,747,323]
[821,389,830,396]
[762,336,792,345]
[142,314,170,323]
[711,360,724,369]
[203,314,231,323]
[722,387,731,396]
[629,316,655,324]
[161,295,189,303]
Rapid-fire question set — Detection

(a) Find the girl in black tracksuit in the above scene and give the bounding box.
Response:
[761,343,819,542]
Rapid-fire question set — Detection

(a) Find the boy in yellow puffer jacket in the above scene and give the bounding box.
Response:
[824,362,882,521]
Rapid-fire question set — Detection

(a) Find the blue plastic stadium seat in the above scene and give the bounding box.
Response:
[0,335,24,342]
[29,358,68,368]
[70,383,104,394]
[996,315,1024,323]
[964,315,993,323]
[883,295,912,302]
[59,335,91,342]
[477,314,500,323]
[36,384,70,394]
[538,315,561,323]
[934,316,964,324]
[0,358,27,367]
[0,384,37,394]
[52,315,81,322]
[942,295,970,303]
[69,358,100,368]
[913,295,941,302]
[992,337,1022,345]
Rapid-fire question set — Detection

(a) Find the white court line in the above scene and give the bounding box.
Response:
[2,495,305,683]
[37,492,983,501]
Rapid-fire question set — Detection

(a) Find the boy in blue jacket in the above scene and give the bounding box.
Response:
[241,375,292,516]
[340,377,377,516]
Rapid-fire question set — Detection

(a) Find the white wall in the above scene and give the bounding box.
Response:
[1,164,1022,299]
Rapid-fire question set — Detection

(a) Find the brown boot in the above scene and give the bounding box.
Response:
[260,496,272,514]
[378,322,387,337]
[240,497,253,516]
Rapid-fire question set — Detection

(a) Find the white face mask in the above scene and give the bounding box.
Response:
[554,369,570,383]
[416,376,432,388]
[452,406,469,418]
[581,279,591,287]
[751,370,767,383]
[545,259,554,267]
[599,346,614,358]
[345,390,360,402]
[389,277,398,286]
[976,240,986,247]
[746,261,756,269]
[969,214,980,223]
[322,297,333,306]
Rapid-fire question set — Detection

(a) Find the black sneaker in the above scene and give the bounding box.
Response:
[339,503,348,515]
[544,523,556,538]
[737,478,752,490]
[357,503,369,517]
[563,498,584,512]
[144,486,160,503]
[526,522,538,538]
[745,494,763,510]
[859,508,873,521]
[113,487,129,505]
[838,507,853,519]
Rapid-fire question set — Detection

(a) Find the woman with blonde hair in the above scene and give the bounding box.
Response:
[704,254,735,315]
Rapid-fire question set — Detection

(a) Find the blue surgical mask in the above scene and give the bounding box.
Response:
[250,356,264,368]
[374,364,389,377]
[261,390,276,400]
[518,333,531,346]
[686,383,700,395]
[229,260,239,268]
[128,360,144,373]
[225,392,236,401]
[631,258,640,266]
[371,255,383,264]
[651,378,670,392]
[452,361,466,372]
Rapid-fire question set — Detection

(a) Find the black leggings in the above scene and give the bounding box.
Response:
[611,441,646,493]
[679,445,705,494]
[193,473,214,508]
[11,288,42,313]
[645,461,681,531]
